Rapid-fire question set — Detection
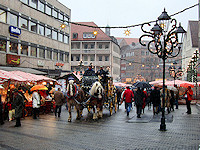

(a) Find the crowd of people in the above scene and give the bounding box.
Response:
[119,85,193,118]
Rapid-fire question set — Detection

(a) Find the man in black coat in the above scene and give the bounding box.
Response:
[83,65,96,76]
[13,89,24,127]
[150,86,161,115]
[134,87,145,118]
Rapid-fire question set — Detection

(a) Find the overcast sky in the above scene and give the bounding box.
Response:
[58,0,198,38]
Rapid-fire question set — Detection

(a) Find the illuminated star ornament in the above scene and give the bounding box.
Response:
[93,30,98,36]
[124,29,131,36]
[60,23,66,29]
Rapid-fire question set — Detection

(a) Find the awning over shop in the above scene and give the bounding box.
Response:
[0,66,46,75]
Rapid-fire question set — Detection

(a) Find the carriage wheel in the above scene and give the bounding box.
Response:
[109,100,113,116]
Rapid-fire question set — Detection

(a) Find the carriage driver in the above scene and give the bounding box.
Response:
[96,66,108,87]
[83,64,96,76]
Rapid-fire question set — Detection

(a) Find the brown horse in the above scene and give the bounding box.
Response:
[66,80,85,122]
[88,81,105,120]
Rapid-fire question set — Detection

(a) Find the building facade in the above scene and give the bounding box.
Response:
[0,0,71,77]
[118,38,182,83]
[71,22,120,80]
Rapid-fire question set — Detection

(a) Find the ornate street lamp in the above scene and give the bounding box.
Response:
[139,8,186,131]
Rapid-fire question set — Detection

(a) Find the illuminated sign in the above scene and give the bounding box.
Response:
[6,54,20,66]
[9,26,21,35]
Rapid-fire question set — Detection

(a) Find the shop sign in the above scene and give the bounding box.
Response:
[9,26,21,37]
[55,62,64,67]
[37,60,44,67]
[6,54,20,66]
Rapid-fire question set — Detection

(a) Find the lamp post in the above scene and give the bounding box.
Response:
[139,8,186,131]
[78,60,84,75]
[169,62,183,86]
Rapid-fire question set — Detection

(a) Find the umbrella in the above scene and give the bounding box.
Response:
[167,86,178,92]
[133,81,152,89]
[179,83,194,88]
[30,85,48,91]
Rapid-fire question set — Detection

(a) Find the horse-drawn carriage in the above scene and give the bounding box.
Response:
[66,73,118,121]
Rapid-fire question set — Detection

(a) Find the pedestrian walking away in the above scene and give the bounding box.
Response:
[184,86,193,114]
[13,89,24,127]
[32,90,41,119]
[54,88,64,117]
[150,86,161,115]
[121,86,134,116]
[134,87,145,118]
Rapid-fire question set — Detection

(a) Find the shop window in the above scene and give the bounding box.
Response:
[52,9,58,18]
[38,1,45,12]
[30,46,37,57]
[58,33,63,42]
[9,41,18,54]
[98,56,102,61]
[60,53,64,61]
[39,47,45,58]
[64,35,69,44]
[46,49,52,59]
[53,51,58,61]
[0,9,6,23]
[30,0,38,9]
[30,21,37,33]
[9,13,18,27]
[45,27,51,38]
[20,17,28,30]
[0,39,6,52]
[105,56,109,61]
[21,44,28,55]
[45,5,52,16]
[38,24,44,36]
[52,30,58,40]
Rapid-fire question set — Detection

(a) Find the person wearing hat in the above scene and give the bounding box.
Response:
[83,64,96,76]
[13,88,24,127]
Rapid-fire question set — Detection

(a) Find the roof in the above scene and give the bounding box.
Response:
[116,38,139,45]
[0,66,46,75]
[57,73,80,83]
[189,21,198,47]
[71,22,112,41]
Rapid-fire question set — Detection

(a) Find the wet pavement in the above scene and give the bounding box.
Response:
[0,103,200,150]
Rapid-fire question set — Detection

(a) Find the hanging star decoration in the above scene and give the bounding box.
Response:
[60,23,66,29]
[93,30,98,36]
[124,29,131,36]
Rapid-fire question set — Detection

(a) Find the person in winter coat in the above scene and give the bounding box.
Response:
[0,95,4,125]
[121,86,134,116]
[150,86,161,115]
[32,90,41,119]
[13,89,24,127]
[184,86,193,114]
[170,90,175,111]
[134,87,145,118]
[54,88,64,117]
[141,88,147,114]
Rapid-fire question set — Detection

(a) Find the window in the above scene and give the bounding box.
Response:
[71,55,73,61]
[58,33,63,42]
[46,49,52,59]
[9,41,18,54]
[76,56,80,61]
[84,44,88,49]
[38,24,44,35]
[30,45,37,57]
[98,56,102,61]
[146,51,149,55]
[21,0,28,4]
[39,47,45,58]
[83,32,95,39]
[53,51,58,61]
[90,55,95,61]
[105,56,109,61]
[73,33,78,39]
[65,53,69,62]
[58,13,63,22]
[52,30,57,40]
[0,9,6,23]
[38,1,45,12]
[20,17,28,30]
[64,35,69,44]
[105,45,109,49]
[46,5,52,16]
[99,44,102,49]
[52,9,58,18]
[0,39,6,52]
[30,21,37,33]
[141,51,145,55]
[64,16,69,25]
[45,27,51,38]
[20,43,28,55]
[30,0,38,9]
[60,53,64,61]
[83,55,88,61]
[91,44,95,49]
[10,13,18,27]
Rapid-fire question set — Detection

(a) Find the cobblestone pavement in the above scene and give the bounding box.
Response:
[0,104,200,150]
